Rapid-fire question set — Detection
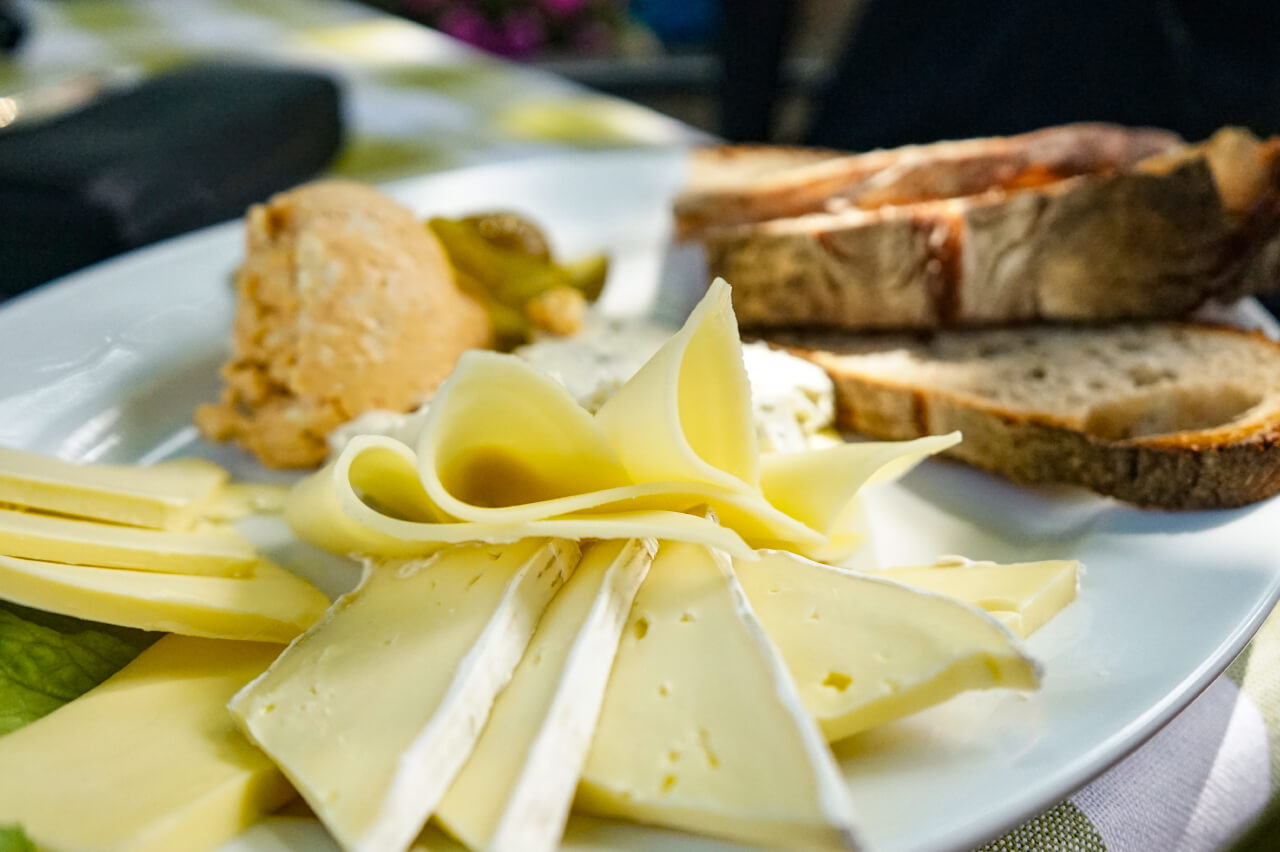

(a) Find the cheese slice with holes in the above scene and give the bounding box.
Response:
[0,448,227,530]
[0,554,329,642]
[435,538,655,852]
[0,635,294,852]
[0,507,258,575]
[578,540,862,851]
[878,558,1081,637]
[737,550,1041,743]
[230,538,580,852]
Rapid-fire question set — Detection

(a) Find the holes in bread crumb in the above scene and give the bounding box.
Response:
[633,617,649,639]
[823,672,853,692]
[1127,364,1178,387]
[1083,384,1261,440]
[1027,365,1047,380]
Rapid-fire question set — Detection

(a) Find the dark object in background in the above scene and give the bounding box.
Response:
[0,0,25,54]
[0,63,343,297]
[805,0,1280,150]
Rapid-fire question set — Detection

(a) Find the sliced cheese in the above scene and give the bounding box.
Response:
[229,538,581,852]
[201,482,290,521]
[879,558,1081,637]
[435,538,655,852]
[736,550,1041,743]
[595,277,760,492]
[286,436,758,559]
[578,540,861,851]
[0,447,227,530]
[0,635,294,852]
[0,507,257,575]
[0,554,329,642]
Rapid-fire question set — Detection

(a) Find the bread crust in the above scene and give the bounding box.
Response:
[785,326,1280,509]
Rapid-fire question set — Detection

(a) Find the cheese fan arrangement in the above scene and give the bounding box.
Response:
[0,279,1080,852]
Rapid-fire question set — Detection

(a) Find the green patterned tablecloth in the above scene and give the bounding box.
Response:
[3,2,1279,851]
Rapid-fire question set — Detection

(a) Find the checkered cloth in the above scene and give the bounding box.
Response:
[3,2,1277,851]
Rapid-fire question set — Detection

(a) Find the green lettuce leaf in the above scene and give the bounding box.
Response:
[0,601,156,736]
[0,824,34,852]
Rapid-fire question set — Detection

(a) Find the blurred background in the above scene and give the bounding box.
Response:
[1,0,1278,294]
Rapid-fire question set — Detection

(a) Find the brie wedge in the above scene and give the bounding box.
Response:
[435,538,655,852]
[578,540,862,851]
[229,538,580,852]
[737,550,1041,743]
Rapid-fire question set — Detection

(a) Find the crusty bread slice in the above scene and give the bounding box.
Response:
[689,127,1280,332]
[675,123,1181,239]
[774,323,1280,509]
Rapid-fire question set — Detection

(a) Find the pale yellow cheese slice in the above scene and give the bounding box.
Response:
[578,540,861,851]
[0,447,227,530]
[286,436,759,560]
[0,507,258,575]
[201,482,290,521]
[435,538,655,852]
[879,558,1081,638]
[736,550,1041,743]
[0,554,329,643]
[595,278,760,492]
[0,635,294,852]
[229,538,581,852]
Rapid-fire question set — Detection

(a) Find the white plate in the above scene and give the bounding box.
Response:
[4,150,1279,852]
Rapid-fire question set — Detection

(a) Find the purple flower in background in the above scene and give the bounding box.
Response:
[405,0,624,59]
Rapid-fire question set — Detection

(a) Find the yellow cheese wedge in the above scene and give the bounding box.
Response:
[879,558,1081,637]
[595,278,759,492]
[736,550,1041,743]
[435,538,655,852]
[578,540,861,851]
[286,435,758,560]
[230,538,581,852]
[0,635,294,852]
[0,447,227,530]
[0,507,257,575]
[0,554,329,642]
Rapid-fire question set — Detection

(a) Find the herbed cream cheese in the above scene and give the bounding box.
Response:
[329,316,836,456]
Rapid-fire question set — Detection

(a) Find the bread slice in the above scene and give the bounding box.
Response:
[676,123,1181,239]
[772,323,1280,509]
[686,127,1280,332]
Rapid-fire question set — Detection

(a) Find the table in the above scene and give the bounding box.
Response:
[3,2,1278,850]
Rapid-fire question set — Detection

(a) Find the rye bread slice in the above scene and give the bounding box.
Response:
[774,323,1280,509]
[691,127,1280,332]
[676,123,1180,239]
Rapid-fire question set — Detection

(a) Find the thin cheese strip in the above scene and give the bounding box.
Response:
[737,550,1041,743]
[286,437,759,560]
[0,507,258,575]
[435,538,655,852]
[0,447,227,530]
[0,555,330,643]
[595,278,760,492]
[0,636,295,852]
[879,558,1081,638]
[760,434,961,536]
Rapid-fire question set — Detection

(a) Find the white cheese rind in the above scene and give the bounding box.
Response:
[738,550,1042,743]
[435,538,656,852]
[229,538,581,852]
[578,540,862,851]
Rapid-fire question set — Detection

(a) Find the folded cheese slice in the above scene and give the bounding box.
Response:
[879,558,1081,637]
[595,277,759,491]
[0,507,258,575]
[230,538,581,852]
[578,540,862,851]
[0,447,227,530]
[286,435,758,560]
[0,555,329,642]
[737,550,1041,743]
[435,538,655,852]
[0,635,294,852]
